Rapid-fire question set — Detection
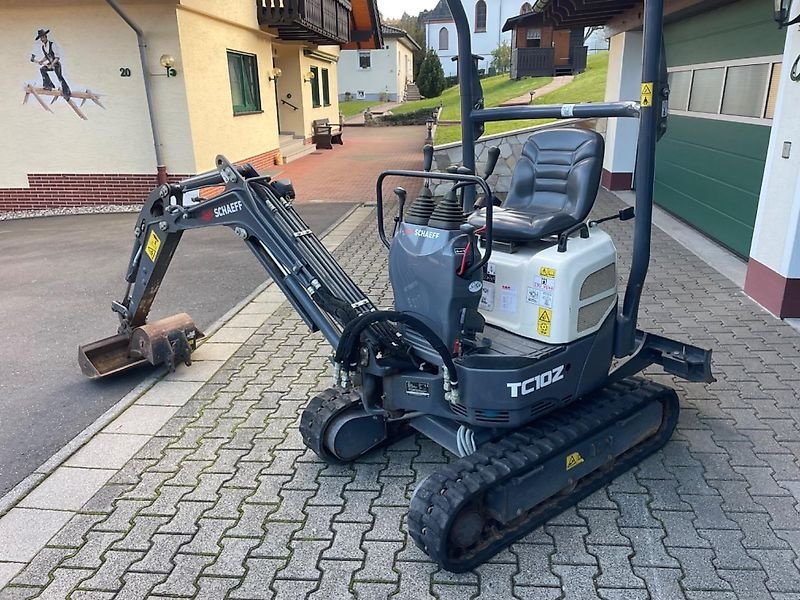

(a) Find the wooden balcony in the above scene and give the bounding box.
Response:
[257,0,351,45]
[511,46,588,79]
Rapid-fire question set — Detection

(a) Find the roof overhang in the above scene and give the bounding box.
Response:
[343,0,383,49]
[507,0,741,34]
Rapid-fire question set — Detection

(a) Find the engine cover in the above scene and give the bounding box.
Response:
[480,229,617,344]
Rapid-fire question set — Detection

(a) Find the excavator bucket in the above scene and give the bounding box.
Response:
[79,313,203,379]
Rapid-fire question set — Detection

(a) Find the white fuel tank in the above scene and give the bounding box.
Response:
[479,229,617,344]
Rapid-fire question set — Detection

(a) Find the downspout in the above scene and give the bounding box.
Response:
[105,0,168,184]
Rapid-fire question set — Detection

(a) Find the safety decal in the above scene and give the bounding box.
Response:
[537,307,552,337]
[566,451,584,471]
[641,82,653,108]
[144,231,161,262]
[532,269,555,308]
[500,284,517,312]
[480,263,496,311]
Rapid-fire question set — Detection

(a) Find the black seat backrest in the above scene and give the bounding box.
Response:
[504,128,604,221]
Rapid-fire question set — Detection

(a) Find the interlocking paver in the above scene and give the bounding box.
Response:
[5,190,800,599]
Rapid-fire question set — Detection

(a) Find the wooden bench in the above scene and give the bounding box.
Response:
[312,118,343,150]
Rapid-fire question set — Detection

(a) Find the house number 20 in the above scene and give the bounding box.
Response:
[120,68,132,77]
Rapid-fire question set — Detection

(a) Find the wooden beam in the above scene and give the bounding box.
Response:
[23,85,54,113]
[604,0,736,36]
[22,85,104,119]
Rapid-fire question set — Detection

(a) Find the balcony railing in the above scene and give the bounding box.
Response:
[511,46,588,79]
[258,0,352,45]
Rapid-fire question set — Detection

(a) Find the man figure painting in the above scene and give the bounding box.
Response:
[31,29,71,101]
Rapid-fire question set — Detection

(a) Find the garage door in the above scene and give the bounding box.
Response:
[654,0,784,257]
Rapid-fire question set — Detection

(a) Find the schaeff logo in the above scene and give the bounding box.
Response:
[214,200,243,218]
[403,227,440,239]
[507,365,565,398]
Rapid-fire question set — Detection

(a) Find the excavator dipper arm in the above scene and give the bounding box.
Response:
[79,156,398,379]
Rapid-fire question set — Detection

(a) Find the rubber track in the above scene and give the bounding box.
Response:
[407,377,680,572]
[299,388,361,464]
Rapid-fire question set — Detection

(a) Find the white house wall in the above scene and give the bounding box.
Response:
[0,0,195,188]
[338,39,410,101]
[426,0,518,76]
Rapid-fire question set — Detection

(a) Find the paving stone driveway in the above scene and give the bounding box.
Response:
[2,190,800,599]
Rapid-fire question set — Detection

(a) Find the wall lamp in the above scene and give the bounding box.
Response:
[159,54,177,77]
[774,0,799,27]
[303,70,316,83]
[269,67,283,81]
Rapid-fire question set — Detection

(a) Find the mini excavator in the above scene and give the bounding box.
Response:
[80,0,713,572]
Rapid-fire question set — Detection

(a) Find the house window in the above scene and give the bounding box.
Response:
[321,68,331,106]
[227,51,261,114]
[668,56,781,125]
[667,70,692,111]
[688,67,725,113]
[310,66,321,107]
[721,63,770,118]
[358,51,371,69]
[526,28,542,48]
[438,27,449,50]
[475,0,487,32]
[765,63,782,119]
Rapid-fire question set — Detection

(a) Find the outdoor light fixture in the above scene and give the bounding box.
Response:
[159,54,177,77]
[303,70,316,83]
[269,67,283,81]
[529,90,536,103]
[774,0,799,27]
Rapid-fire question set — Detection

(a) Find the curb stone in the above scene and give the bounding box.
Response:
[0,203,368,574]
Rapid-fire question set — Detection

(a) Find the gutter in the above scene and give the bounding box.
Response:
[104,0,167,184]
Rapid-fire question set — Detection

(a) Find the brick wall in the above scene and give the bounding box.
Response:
[0,147,281,213]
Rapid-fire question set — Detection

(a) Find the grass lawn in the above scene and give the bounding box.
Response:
[339,100,382,118]
[434,52,609,145]
[392,73,553,122]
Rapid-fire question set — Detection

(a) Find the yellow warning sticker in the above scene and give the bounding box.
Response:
[539,266,557,279]
[566,451,585,471]
[641,82,653,108]
[144,231,161,262]
[537,307,552,337]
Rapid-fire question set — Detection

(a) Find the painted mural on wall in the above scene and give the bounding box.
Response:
[23,28,105,120]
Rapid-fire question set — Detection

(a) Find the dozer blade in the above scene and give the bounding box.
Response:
[79,313,204,379]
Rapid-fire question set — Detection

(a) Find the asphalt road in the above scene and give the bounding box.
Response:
[0,203,355,497]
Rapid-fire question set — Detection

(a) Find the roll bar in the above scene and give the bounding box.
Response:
[443,0,667,357]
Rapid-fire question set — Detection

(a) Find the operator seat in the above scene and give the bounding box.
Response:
[469,128,604,242]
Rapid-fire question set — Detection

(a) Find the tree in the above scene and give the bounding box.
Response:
[490,40,512,74]
[416,48,447,98]
[584,26,603,43]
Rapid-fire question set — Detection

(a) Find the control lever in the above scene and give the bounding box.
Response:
[484,146,501,178]
[458,223,479,276]
[422,144,434,197]
[589,207,635,227]
[422,144,434,172]
[474,146,502,211]
[392,187,407,237]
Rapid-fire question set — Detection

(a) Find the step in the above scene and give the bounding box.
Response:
[280,139,316,164]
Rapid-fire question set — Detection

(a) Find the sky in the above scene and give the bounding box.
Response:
[377,0,439,20]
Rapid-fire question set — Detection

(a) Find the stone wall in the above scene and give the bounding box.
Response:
[431,118,606,198]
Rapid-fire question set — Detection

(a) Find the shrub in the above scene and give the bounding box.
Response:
[417,48,447,98]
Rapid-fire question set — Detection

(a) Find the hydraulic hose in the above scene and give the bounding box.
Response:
[335,311,458,384]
